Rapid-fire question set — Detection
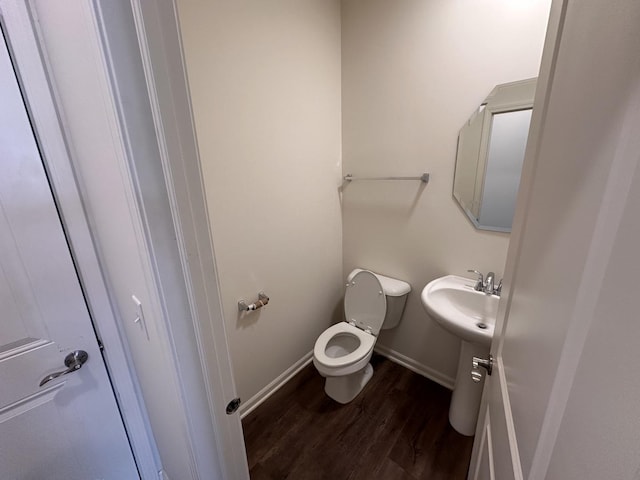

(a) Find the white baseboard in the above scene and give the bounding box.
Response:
[374,344,455,390]
[239,351,314,419]
[239,347,453,420]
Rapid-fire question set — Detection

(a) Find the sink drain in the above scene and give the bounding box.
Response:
[476,322,487,330]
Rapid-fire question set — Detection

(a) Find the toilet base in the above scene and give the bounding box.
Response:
[324,363,373,404]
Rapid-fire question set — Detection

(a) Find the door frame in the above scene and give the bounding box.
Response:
[125,2,249,478]
[0,1,160,478]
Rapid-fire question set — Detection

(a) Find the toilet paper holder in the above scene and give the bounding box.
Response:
[238,292,269,312]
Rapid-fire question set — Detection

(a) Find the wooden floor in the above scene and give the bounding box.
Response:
[242,355,474,480]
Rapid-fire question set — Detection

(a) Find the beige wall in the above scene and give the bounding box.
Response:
[341,0,551,383]
[176,0,343,403]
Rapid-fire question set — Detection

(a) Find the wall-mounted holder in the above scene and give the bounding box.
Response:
[238,292,269,312]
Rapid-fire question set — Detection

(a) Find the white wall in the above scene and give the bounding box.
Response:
[341,0,551,384]
[176,0,343,404]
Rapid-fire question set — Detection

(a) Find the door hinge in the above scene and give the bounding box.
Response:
[226,397,241,415]
[97,338,105,352]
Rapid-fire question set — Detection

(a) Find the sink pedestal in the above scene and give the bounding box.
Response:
[449,340,489,436]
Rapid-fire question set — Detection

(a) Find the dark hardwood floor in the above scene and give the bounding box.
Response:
[242,355,474,480]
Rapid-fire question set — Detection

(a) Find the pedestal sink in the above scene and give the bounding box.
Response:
[420,275,499,435]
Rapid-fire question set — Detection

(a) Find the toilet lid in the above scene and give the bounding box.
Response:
[344,270,387,335]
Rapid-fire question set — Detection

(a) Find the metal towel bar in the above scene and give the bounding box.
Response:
[344,173,430,183]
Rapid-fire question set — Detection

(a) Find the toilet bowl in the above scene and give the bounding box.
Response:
[313,269,410,404]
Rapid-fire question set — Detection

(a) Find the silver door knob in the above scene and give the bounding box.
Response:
[39,350,89,387]
[471,354,493,383]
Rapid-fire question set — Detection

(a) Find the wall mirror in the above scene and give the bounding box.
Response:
[453,78,536,232]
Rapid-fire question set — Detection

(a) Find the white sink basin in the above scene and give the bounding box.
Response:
[420,274,501,435]
[421,275,498,347]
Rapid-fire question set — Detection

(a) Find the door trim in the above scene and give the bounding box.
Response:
[126,1,250,478]
[0,1,160,477]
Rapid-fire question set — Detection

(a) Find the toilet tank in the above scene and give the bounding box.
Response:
[347,269,411,330]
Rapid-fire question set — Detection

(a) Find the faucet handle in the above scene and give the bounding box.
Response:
[495,279,503,296]
[467,270,484,291]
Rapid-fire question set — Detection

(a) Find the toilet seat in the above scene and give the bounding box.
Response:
[344,270,387,335]
[313,322,375,369]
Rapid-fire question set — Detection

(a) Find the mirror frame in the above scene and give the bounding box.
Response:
[453,78,536,233]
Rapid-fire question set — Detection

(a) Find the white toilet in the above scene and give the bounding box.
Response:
[313,268,411,403]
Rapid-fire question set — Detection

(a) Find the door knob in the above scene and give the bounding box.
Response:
[471,354,493,383]
[39,350,89,387]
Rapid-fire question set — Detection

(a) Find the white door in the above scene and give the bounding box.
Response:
[0,22,139,480]
[468,1,640,479]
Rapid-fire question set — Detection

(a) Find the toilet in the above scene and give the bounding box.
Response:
[313,268,411,404]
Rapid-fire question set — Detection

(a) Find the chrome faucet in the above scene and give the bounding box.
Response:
[467,270,502,296]
[485,272,495,294]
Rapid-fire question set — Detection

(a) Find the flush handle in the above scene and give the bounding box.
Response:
[471,354,493,383]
